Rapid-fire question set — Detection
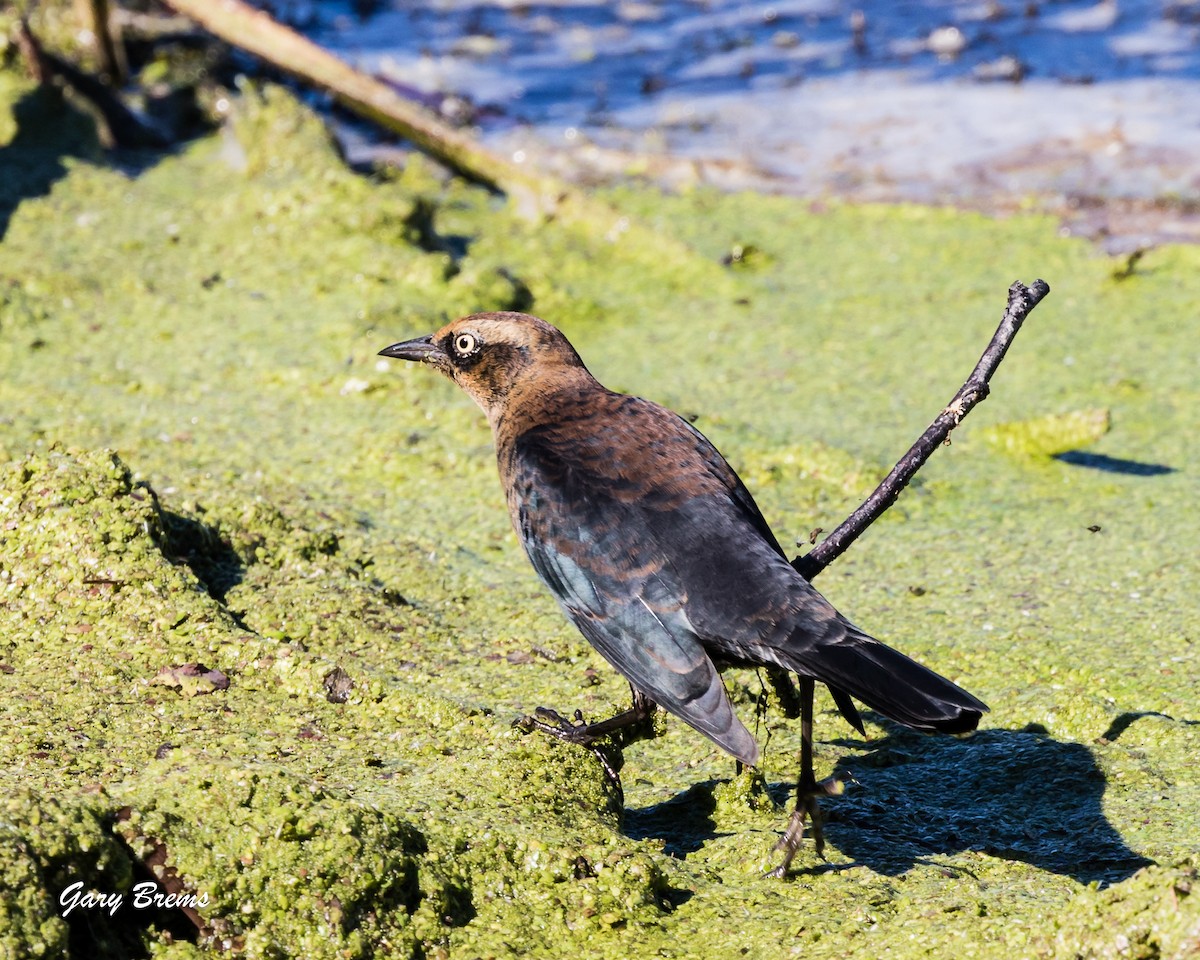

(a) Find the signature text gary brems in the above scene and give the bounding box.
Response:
[59,880,209,917]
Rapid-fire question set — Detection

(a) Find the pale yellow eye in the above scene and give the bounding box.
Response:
[453,333,478,356]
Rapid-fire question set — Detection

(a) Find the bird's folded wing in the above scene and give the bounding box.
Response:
[524,539,760,766]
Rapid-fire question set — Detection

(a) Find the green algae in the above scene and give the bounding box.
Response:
[120,758,430,956]
[978,408,1111,458]
[0,789,136,958]
[1042,859,1199,959]
[0,71,1198,958]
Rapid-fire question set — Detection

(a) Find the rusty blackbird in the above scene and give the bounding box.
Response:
[380,312,987,873]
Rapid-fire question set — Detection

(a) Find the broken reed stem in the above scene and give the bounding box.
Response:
[792,279,1051,581]
[79,0,127,83]
[158,0,566,213]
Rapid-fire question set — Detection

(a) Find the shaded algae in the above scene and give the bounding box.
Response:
[1,74,1198,957]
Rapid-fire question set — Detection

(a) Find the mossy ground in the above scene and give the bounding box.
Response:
[0,70,1197,959]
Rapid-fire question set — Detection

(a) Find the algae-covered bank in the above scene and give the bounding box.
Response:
[1,70,1198,959]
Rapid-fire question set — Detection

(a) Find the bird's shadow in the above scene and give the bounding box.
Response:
[627,724,1152,886]
[624,779,727,858]
[1053,451,1175,476]
[815,724,1152,885]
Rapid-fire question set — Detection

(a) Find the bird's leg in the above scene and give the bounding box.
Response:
[766,667,802,719]
[767,677,842,878]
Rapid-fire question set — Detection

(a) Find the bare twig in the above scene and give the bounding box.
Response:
[79,0,127,83]
[157,0,565,213]
[792,278,1051,581]
[13,18,51,85]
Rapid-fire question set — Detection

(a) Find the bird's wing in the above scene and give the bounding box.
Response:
[505,392,985,744]
[674,416,789,560]
[509,415,760,766]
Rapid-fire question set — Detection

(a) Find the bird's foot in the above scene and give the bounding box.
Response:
[516,699,656,751]
[516,706,605,747]
[764,775,844,879]
[514,707,627,801]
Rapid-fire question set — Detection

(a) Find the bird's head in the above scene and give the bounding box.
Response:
[379,312,591,423]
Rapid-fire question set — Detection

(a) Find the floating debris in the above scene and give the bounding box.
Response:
[150,662,230,696]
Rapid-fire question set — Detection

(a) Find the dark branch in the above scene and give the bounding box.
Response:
[13,18,51,86]
[15,18,167,148]
[82,0,129,85]
[792,278,1051,581]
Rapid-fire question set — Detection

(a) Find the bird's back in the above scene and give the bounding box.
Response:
[497,383,833,649]
[497,381,984,749]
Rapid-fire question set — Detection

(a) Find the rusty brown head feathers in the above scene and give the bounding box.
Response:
[379,312,591,427]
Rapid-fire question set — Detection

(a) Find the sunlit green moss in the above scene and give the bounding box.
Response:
[979,407,1111,457]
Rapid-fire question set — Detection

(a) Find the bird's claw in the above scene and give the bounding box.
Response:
[514,706,625,801]
[515,706,604,747]
[765,775,845,879]
[767,797,825,878]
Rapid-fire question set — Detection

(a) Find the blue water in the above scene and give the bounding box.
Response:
[311,0,1200,120]
[303,0,1200,245]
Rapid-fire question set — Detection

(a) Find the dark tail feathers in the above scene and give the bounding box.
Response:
[786,625,987,735]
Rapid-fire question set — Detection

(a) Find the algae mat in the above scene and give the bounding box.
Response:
[0,76,1197,959]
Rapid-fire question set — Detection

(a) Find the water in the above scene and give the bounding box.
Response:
[305,0,1200,247]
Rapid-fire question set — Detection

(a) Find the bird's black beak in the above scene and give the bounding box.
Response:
[378,335,441,363]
